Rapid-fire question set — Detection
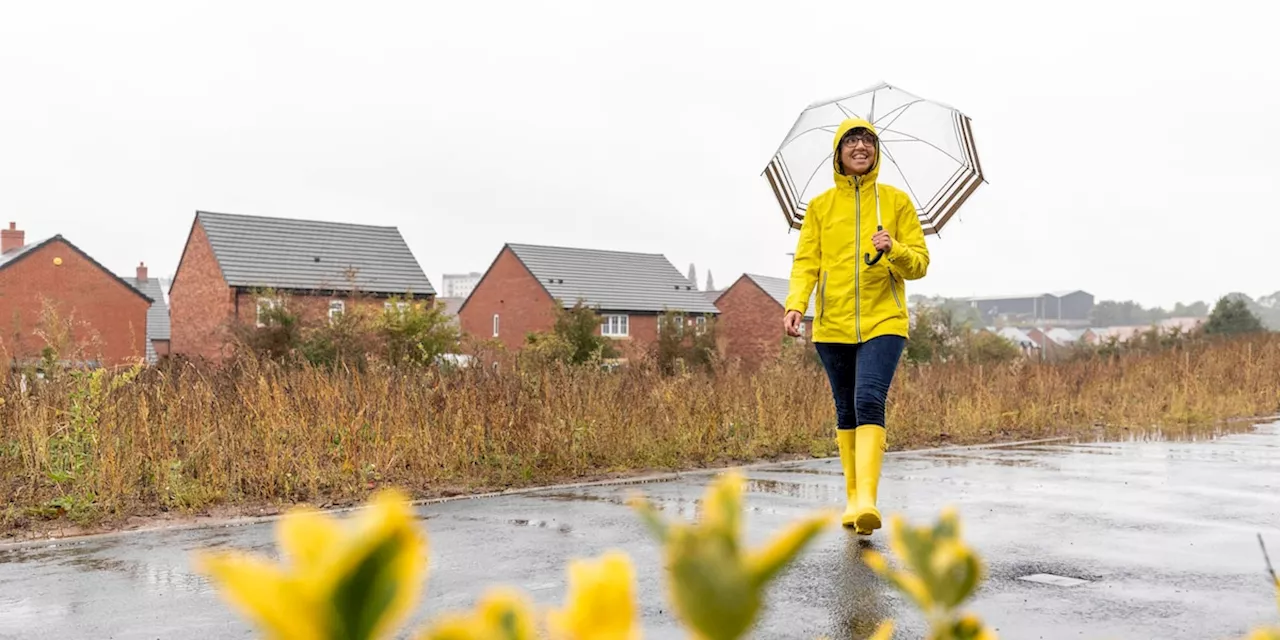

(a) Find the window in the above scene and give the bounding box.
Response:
[384,301,410,313]
[329,300,345,321]
[694,316,707,335]
[601,314,629,337]
[493,314,500,337]
[255,297,280,327]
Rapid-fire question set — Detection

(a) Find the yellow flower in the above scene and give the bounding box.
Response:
[631,470,835,640]
[417,588,537,640]
[195,488,428,640]
[547,551,640,640]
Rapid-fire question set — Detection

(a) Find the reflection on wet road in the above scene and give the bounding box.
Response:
[2,422,1277,639]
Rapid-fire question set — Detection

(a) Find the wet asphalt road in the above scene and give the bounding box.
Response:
[2,421,1278,639]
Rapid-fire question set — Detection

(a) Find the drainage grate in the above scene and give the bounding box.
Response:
[1017,573,1090,587]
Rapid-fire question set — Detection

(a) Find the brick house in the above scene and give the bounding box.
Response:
[712,274,814,369]
[169,211,435,361]
[0,222,152,366]
[122,262,171,363]
[457,243,719,355]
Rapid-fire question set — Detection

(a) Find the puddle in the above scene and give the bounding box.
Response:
[1018,573,1091,587]
[989,560,1102,585]
[745,478,843,502]
[912,451,1050,469]
[507,519,574,534]
[1076,421,1265,445]
[766,466,843,477]
[535,492,627,505]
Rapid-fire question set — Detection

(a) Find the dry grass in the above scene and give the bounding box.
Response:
[2,334,1279,536]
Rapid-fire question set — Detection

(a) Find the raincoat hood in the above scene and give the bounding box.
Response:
[832,118,881,186]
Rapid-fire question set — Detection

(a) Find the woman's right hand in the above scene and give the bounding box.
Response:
[783,310,803,337]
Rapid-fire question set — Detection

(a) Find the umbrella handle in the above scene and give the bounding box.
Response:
[864,225,885,265]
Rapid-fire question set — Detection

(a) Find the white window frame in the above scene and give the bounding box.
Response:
[694,316,707,335]
[255,297,280,328]
[601,314,629,337]
[492,313,500,337]
[329,300,345,321]
[384,300,410,314]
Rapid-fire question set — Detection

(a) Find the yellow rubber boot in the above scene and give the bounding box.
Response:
[835,430,859,529]
[854,425,887,534]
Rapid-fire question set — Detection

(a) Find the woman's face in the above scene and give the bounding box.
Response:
[839,129,877,176]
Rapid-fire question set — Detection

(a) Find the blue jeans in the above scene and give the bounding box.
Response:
[815,336,906,430]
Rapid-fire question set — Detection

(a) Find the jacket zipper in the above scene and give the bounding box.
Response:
[853,177,863,342]
[820,271,828,323]
[888,270,903,311]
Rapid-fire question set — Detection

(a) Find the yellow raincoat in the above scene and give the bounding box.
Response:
[785,118,930,344]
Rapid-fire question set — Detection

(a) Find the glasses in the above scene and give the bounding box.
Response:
[841,131,877,148]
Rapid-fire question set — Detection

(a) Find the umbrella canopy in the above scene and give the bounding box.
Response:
[763,82,984,236]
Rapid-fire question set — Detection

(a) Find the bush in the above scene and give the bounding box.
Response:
[377,297,461,367]
[230,291,460,369]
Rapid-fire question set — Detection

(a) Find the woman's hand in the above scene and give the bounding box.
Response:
[784,310,804,337]
[872,229,894,253]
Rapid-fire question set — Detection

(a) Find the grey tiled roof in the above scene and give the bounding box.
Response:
[507,243,719,314]
[745,274,816,320]
[196,211,435,296]
[123,276,170,363]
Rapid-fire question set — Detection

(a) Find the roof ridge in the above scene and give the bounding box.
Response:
[197,210,400,230]
[506,242,666,258]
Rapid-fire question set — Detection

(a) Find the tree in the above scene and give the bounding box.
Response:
[552,301,619,364]
[905,305,961,364]
[1090,300,1168,326]
[524,301,619,366]
[652,311,717,374]
[1204,297,1265,336]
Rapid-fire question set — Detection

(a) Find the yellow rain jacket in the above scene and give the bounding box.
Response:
[785,118,930,344]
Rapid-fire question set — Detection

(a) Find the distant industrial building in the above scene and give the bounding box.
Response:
[959,290,1094,323]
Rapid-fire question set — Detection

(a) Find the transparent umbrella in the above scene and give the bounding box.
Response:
[763,82,986,239]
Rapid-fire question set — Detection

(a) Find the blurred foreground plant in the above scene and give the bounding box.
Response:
[631,471,835,640]
[862,509,994,640]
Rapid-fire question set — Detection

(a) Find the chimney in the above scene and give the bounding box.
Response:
[1,222,23,254]
[136,261,148,282]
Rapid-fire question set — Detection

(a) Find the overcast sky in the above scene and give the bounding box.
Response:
[3,1,1276,309]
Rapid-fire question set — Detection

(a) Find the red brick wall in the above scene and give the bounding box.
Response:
[714,277,812,369]
[458,247,557,351]
[169,221,234,361]
[0,239,149,365]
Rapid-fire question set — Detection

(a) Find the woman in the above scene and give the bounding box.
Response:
[783,118,930,535]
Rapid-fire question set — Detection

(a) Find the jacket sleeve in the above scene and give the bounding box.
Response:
[886,194,929,280]
[785,201,821,314]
